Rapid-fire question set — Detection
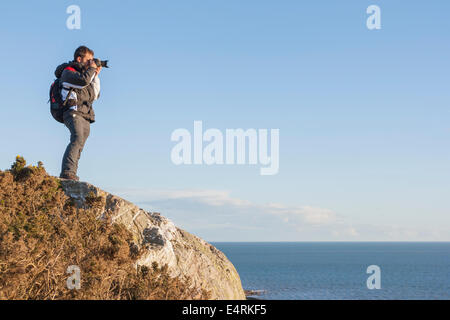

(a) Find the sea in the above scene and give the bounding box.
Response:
[211,242,450,300]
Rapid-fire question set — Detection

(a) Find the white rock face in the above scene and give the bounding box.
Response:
[59,179,246,300]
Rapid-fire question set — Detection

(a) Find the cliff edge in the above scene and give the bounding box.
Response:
[60,179,246,300]
[0,156,245,300]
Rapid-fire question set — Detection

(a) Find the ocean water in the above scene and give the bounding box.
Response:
[211,242,450,300]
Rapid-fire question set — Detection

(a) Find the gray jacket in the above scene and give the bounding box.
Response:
[54,61,100,123]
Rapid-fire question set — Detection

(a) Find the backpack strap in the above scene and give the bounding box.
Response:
[62,88,74,107]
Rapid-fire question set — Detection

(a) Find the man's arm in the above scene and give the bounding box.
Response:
[76,67,101,104]
[60,65,97,88]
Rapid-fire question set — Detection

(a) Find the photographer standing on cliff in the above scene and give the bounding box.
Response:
[55,46,102,181]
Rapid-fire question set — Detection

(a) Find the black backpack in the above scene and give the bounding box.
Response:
[49,78,73,123]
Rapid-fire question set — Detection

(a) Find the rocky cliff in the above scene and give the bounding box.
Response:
[59,179,246,300]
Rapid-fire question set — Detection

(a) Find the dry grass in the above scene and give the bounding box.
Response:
[0,156,210,300]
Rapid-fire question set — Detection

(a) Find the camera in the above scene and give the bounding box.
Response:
[93,58,109,68]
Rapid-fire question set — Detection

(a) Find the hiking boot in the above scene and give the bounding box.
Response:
[59,172,79,181]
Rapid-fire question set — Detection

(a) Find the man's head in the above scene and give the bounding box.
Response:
[74,46,94,67]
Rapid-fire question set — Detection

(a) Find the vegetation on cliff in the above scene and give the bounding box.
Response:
[0,156,210,300]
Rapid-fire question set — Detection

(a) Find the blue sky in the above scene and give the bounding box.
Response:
[1,1,449,241]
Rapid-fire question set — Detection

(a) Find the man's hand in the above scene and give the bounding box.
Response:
[95,66,102,75]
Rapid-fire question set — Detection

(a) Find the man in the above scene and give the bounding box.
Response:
[55,46,102,181]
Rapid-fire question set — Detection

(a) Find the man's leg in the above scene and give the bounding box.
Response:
[60,113,90,178]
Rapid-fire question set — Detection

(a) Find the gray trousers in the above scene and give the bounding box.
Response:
[61,112,90,176]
